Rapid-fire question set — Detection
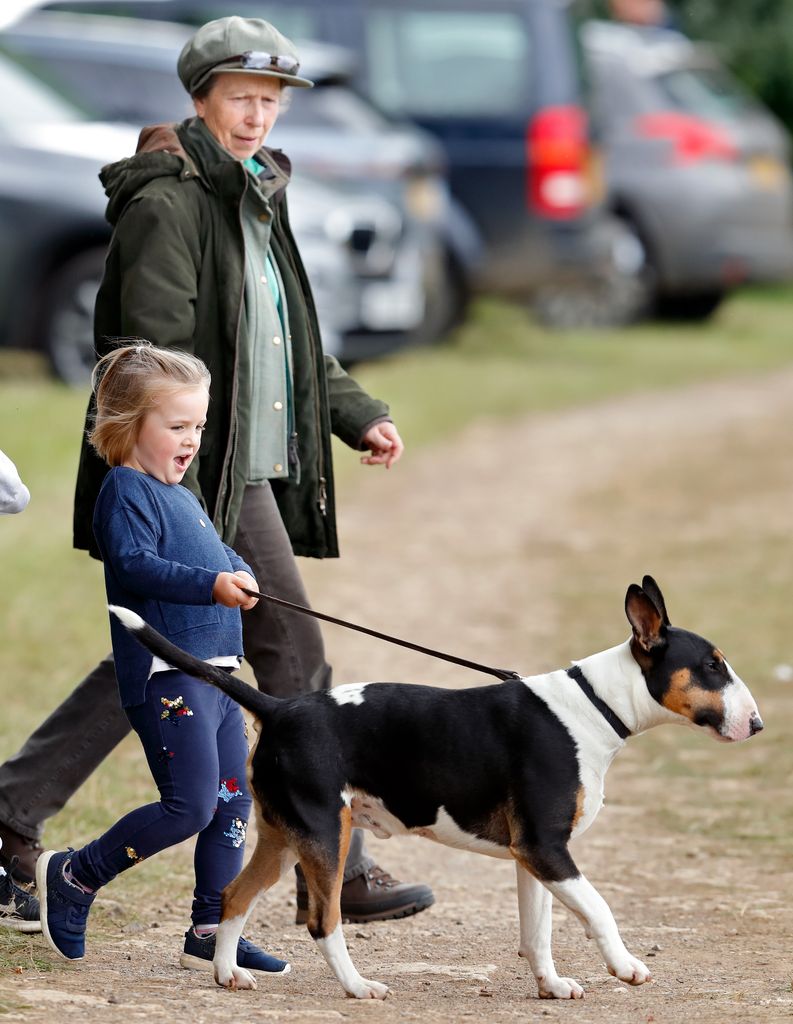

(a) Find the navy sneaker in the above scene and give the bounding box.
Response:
[180,927,290,975]
[36,850,96,961]
[0,858,41,933]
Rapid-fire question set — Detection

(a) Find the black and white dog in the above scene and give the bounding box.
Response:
[111,576,763,1001]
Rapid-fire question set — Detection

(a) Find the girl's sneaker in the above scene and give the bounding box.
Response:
[180,927,290,975]
[0,858,41,933]
[36,850,96,961]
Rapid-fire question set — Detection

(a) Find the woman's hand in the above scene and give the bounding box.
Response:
[360,421,404,469]
[213,571,260,610]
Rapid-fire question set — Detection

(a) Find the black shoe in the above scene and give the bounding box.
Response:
[296,863,435,924]
[0,857,41,933]
[0,822,43,885]
[37,850,95,960]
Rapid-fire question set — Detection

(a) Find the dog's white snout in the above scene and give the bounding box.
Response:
[722,671,762,742]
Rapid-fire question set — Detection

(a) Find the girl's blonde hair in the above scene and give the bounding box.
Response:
[89,341,211,467]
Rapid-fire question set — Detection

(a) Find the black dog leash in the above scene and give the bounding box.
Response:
[241,587,521,682]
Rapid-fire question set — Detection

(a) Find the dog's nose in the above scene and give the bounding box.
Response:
[749,714,764,736]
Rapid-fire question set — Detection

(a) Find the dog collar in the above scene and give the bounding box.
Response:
[566,665,632,741]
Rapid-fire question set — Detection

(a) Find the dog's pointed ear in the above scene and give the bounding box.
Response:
[640,575,670,626]
[625,579,668,652]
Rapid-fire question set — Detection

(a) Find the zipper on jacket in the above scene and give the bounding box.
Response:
[275,202,328,518]
[220,167,249,534]
[318,476,327,516]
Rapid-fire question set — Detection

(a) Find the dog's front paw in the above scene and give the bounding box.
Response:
[214,963,258,991]
[346,977,389,1000]
[607,954,651,986]
[538,975,585,999]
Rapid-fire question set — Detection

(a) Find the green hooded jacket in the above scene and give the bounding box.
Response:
[73,118,390,559]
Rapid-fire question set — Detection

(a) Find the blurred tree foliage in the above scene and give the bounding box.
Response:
[678,1,793,134]
[574,0,793,135]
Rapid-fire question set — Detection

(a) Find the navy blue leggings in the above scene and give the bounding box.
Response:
[69,671,252,926]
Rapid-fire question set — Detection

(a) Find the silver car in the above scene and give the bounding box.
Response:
[581,20,793,321]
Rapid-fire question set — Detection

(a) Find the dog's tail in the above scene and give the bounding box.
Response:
[109,605,278,719]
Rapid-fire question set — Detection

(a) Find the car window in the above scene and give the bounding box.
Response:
[364,8,530,118]
[0,50,82,125]
[654,66,760,122]
[0,48,191,124]
[284,84,391,133]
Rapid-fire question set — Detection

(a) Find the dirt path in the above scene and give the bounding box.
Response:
[4,369,793,1023]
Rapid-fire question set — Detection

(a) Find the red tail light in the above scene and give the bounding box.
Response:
[634,112,738,164]
[526,105,591,219]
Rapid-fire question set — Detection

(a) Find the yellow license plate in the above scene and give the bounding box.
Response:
[748,155,787,189]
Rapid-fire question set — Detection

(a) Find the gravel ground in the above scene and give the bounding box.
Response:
[3,369,793,1023]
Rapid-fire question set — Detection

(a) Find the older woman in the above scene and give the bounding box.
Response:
[0,16,433,971]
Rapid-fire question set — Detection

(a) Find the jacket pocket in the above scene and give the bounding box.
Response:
[158,601,219,636]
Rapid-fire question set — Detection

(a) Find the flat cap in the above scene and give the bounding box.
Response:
[178,16,314,94]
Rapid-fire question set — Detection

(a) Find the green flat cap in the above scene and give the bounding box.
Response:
[178,16,314,94]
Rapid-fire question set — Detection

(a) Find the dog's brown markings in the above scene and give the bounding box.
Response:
[572,786,586,831]
[661,668,725,722]
[300,806,352,939]
[473,804,512,847]
[220,811,291,935]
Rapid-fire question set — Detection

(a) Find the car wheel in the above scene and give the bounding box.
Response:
[654,290,726,322]
[533,215,655,329]
[416,249,471,345]
[42,247,106,387]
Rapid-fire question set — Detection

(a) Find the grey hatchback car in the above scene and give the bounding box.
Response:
[581,20,793,320]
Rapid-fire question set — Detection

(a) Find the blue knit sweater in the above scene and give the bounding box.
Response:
[93,467,252,706]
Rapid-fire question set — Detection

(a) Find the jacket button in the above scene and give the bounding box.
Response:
[274,463,283,473]
[273,401,283,411]
[258,213,269,222]
[273,335,281,345]
[260,275,267,284]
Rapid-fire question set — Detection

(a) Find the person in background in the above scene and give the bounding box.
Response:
[608,0,681,30]
[0,448,39,932]
[0,15,434,925]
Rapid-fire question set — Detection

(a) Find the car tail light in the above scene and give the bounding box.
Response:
[526,105,592,219]
[634,112,738,164]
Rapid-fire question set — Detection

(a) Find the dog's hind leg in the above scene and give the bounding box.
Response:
[214,817,295,991]
[516,863,583,999]
[301,806,389,1000]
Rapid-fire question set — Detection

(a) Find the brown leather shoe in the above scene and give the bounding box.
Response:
[295,863,434,924]
[0,823,43,885]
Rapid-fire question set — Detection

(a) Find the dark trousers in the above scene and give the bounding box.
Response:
[71,671,252,925]
[0,483,372,880]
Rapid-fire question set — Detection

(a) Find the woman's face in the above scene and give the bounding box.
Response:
[194,72,282,160]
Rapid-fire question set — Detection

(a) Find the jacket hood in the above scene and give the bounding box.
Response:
[99,117,292,226]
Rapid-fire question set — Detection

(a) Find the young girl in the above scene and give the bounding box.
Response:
[36,343,288,976]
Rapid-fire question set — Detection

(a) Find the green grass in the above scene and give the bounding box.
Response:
[351,287,793,448]
[2,287,793,896]
[0,930,52,974]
